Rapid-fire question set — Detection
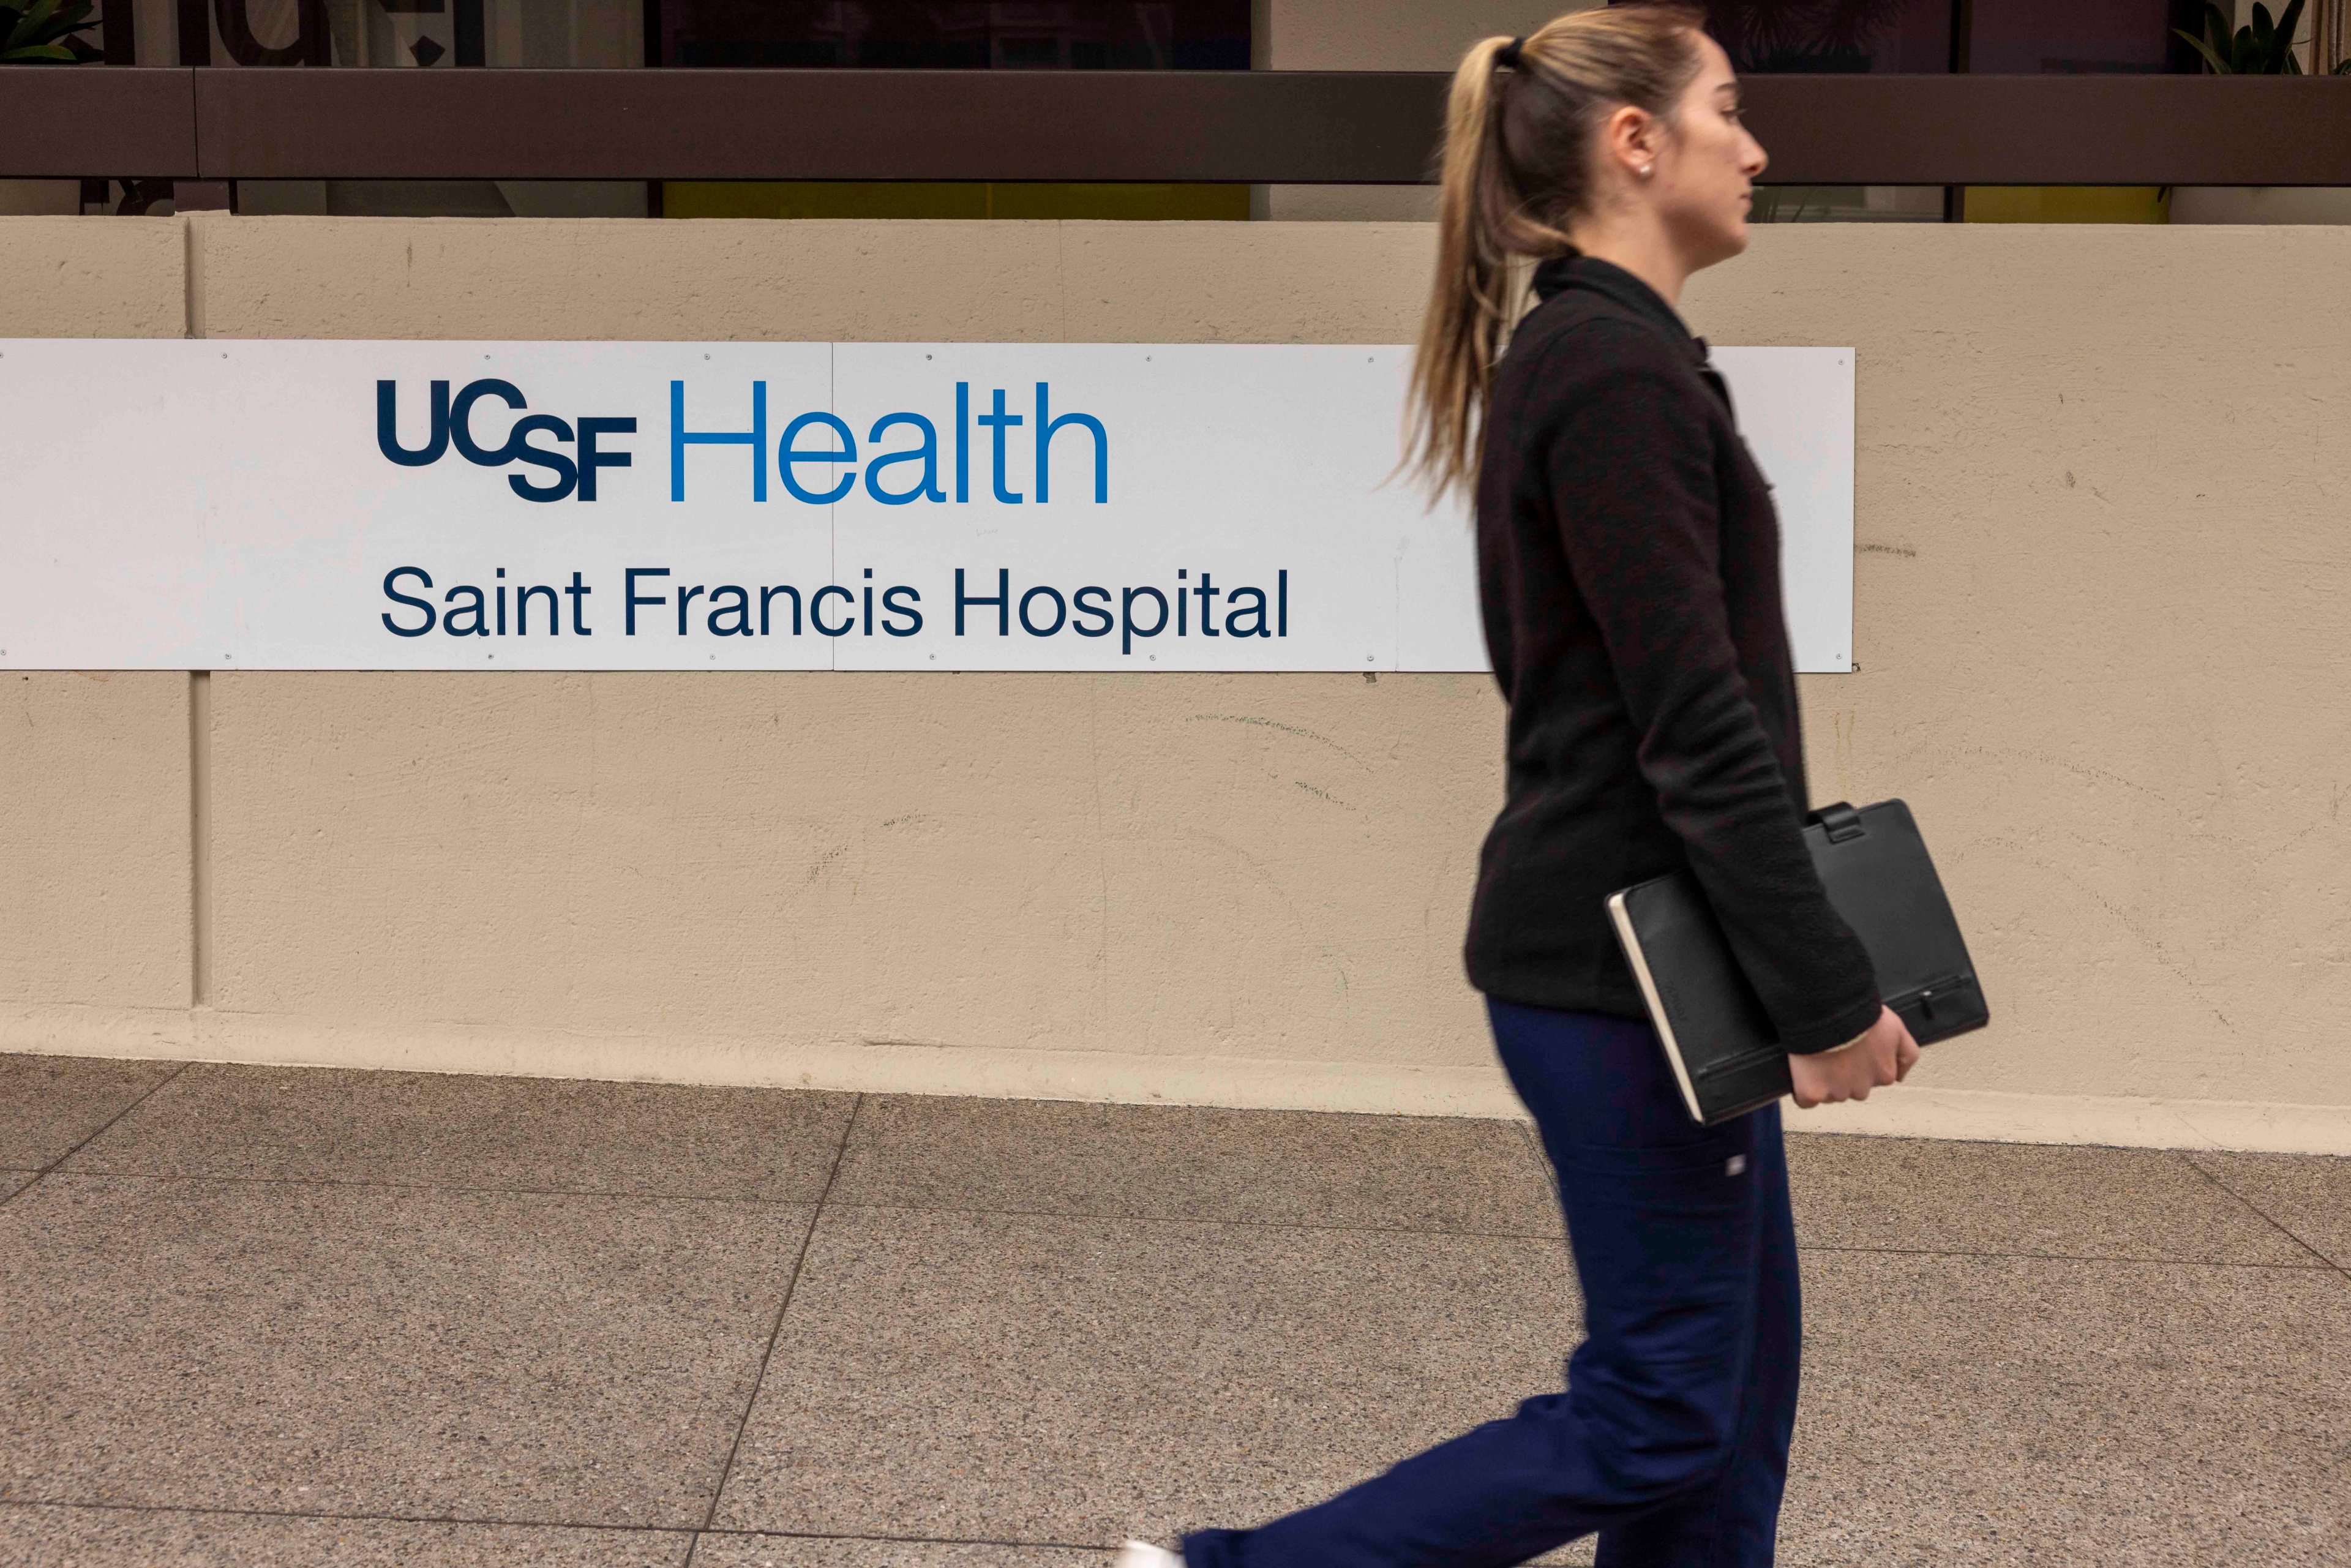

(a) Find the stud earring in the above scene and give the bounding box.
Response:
[1640,163,1654,178]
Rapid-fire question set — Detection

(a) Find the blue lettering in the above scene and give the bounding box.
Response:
[1034,382,1107,503]
[672,380,768,502]
[779,411,858,505]
[977,388,1022,505]
[864,412,944,505]
[954,381,970,504]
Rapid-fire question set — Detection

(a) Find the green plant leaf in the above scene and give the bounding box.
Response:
[4,0,60,51]
[2176,26,2235,72]
[2276,0,2308,70]
[1,39,77,58]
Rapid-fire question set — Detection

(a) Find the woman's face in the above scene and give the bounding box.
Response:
[1652,32,1769,268]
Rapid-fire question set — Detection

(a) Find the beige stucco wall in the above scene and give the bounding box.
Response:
[4,212,2347,1152]
[0,219,192,1054]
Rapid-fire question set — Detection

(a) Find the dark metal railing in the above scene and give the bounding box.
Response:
[7,69,2351,187]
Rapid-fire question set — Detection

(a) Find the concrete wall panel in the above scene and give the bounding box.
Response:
[7,211,2347,1148]
[1687,225,2351,1109]
[0,673,190,1018]
[0,219,192,1052]
[190,214,1068,342]
[208,672,1498,1079]
[0,216,184,337]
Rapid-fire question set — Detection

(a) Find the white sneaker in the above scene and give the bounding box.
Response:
[1113,1543,1182,1568]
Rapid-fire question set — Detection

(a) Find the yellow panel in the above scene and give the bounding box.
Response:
[661,182,1251,221]
[1962,186,2171,224]
[986,183,1252,220]
[662,182,993,220]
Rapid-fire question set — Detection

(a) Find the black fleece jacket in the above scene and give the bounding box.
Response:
[1463,254,1881,1055]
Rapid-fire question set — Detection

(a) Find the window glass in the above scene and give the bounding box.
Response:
[1967,0,2202,73]
[654,1,1250,71]
[1708,0,1954,73]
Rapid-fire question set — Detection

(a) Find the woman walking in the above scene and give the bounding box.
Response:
[1124,8,1918,1567]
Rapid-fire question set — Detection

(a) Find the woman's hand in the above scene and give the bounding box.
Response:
[1788,1005,1920,1108]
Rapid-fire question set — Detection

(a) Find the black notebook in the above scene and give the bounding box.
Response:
[1607,800,1989,1125]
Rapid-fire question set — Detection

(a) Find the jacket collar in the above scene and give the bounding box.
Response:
[1529,253,1708,364]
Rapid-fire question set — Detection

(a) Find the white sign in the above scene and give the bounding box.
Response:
[0,340,1853,672]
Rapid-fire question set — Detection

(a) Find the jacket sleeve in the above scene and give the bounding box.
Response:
[1535,331,1880,1054]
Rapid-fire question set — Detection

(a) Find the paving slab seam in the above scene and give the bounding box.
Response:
[700,1092,866,1532]
[691,1528,1122,1551]
[1515,1118,1558,1190]
[1794,1241,2342,1269]
[0,1496,700,1536]
[2179,1149,2351,1282]
[1,1059,192,1210]
[36,1166,836,1206]
[800,1198,2345,1266]
[821,1197,1567,1243]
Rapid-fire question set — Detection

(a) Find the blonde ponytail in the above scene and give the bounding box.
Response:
[1404,6,1707,504]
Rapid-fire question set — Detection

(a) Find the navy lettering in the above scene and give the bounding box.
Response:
[811,584,856,637]
[517,583,560,635]
[625,568,670,635]
[444,583,490,637]
[1121,587,1168,655]
[760,584,803,635]
[576,416,635,501]
[957,568,1010,636]
[377,381,450,467]
[708,585,752,636]
[1019,585,1067,637]
[1224,585,1270,638]
[1071,586,1113,637]
[450,378,527,465]
[504,415,579,502]
[382,567,436,635]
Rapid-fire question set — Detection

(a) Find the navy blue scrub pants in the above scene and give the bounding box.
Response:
[1184,1001,1802,1568]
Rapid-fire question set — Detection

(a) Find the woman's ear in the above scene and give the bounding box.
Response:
[1600,104,1659,183]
